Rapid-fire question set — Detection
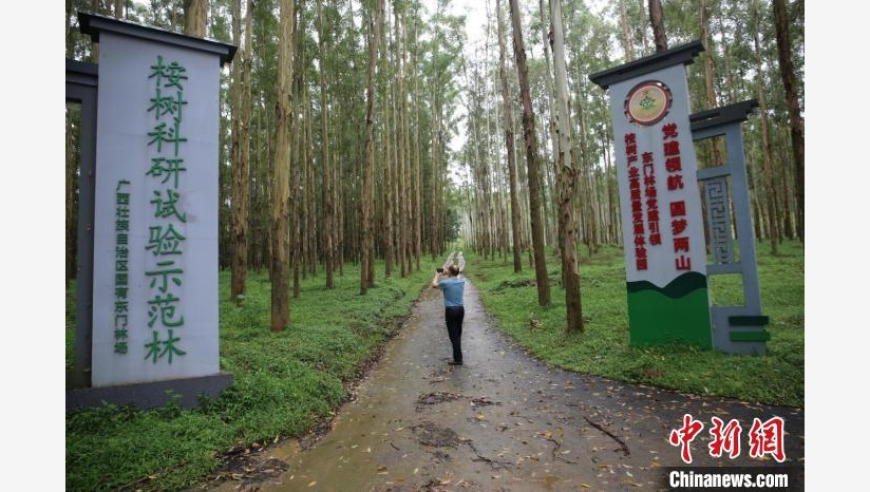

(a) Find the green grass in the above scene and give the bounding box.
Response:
[468,240,804,408]
[65,241,803,489]
[65,262,430,492]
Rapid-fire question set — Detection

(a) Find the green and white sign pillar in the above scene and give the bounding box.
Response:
[69,14,236,408]
[591,42,712,349]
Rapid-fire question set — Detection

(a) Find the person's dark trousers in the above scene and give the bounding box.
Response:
[445,306,465,363]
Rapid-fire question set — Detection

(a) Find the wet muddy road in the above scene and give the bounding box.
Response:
[210,278,803,492]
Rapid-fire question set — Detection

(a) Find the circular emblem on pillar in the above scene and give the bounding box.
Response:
[624,80,673,126]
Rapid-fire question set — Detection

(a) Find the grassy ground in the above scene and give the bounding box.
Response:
[467,239,804,408]
[65,241,803,489]
[66,262,430,492]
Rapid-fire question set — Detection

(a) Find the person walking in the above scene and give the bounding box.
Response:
[431,264,466,365]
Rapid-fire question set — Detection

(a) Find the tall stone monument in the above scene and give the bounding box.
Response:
[67,14,236,408]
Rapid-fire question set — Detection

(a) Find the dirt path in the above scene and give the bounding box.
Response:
[208,276,804,492]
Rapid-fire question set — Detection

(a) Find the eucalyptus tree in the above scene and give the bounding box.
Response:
[648,0,667,51]
[66,104,79,286]
[400,5,418,273]
[537,0,560,248]
[773,0,804,242]
[752,0,779,254]
[462,53,491,259]
[562,1,609,252]
[618,0,635,61]
[550,0,583,331]
[360,0,384,294]
[425,0,465,258]
[509,0,550,306]
[183,0,208,36]
[230,0,254,302]
[317,0,336,288]
[291,0,308,298]
[637,0,651,55]
[380,0,395,278]
[246,0,280,273]
[396,0,412,276]
[700,0,725,168]
[271,0,296,331]
[412,0,423,271]
[496,0,522,272]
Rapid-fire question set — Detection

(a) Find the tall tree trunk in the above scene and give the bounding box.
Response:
[292,2,305,298]
[381,4,394,278]
[335,150,343,277]
[700,0,725,165]
[242,0,253,261]
[66,108,78,286]
[317,0,335,289]
[305,82,317,278]
[497,0,522,273]
[251,99,262,270]
[465,61,487,261]
[637,0,650,56]
[271,0,296,332]
[648,0,667,52]
[91,0,100,61]
[398,75,408,277]
[480,59,493,261]
[574,83,598,254]
[777,127,795,240]
[291,85,302,299]
[601,121,617,244]
[183,0,207,37]
[361,0,383,294]
[619,0,635,61]
[413,4,422,271]
[293,87,314,299]
[773,0,804,242]
[230,0,248,302]
[430,88,440,261]
[509,0,550,306]
[538,0,560,263]
[550,0,583,331]
[397,3,408,278]
[717,9,738,103]
[747,152,764,240]
[400,11,416,272]
[481,55,498,259]
[752,0,779,254]
[66,0,75,58]
[114,0,123,18]
[396,2,410,276]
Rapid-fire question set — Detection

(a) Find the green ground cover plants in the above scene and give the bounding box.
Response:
[467,240,804,408]
[66,263,429,491]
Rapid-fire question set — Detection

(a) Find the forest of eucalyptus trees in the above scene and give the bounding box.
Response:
[456,0,802,329]
[66,0,467,330]
[459,0,803,254]
[65,0,803,332]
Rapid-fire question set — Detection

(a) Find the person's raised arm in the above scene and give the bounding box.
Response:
[431,270,441,288]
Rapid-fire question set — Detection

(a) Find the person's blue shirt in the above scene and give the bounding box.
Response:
[438,277,466,307]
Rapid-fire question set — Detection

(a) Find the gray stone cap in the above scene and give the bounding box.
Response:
[589,40,704,90]
[79,13,237,66]
[690,99,759,132]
